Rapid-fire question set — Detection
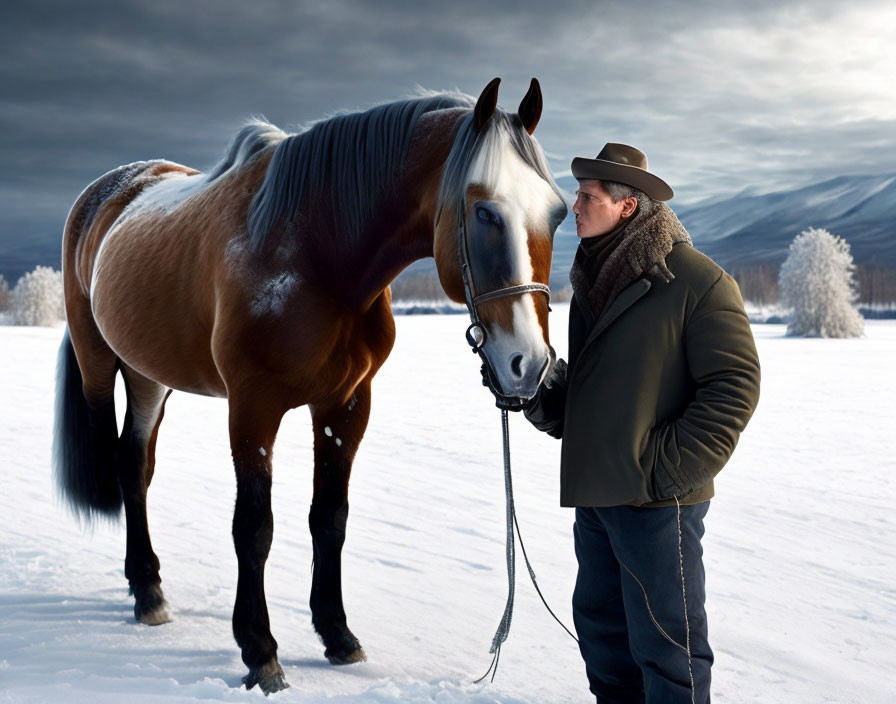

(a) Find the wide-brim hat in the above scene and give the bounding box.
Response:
[571,143,674,201]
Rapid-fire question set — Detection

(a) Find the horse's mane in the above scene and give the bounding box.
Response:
[206,119,288,182]
[247,91,476,250]
[436,109,564,224]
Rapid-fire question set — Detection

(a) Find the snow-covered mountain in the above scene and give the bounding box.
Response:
[675,173,896,270]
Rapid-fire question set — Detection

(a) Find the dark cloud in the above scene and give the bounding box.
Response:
[1,0,893,278]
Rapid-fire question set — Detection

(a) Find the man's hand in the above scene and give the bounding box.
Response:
[480,351,567,413]
[523,355,568,438]
[540,356,568,393]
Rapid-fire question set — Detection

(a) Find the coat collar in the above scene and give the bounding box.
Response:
[570,200,692,326]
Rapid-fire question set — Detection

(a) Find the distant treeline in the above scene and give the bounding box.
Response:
[389,273,450,301]
[390,272,573,303]
[729,263,896,307]
[393,265,896,310]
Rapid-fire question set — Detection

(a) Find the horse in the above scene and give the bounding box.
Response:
[54,77,568,693]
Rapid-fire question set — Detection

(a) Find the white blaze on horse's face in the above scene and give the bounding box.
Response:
[464,128,566,400]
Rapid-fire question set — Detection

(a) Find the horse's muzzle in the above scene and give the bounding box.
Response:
[482,351,551,411]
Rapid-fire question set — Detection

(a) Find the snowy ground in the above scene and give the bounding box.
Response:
[1,307,894,703]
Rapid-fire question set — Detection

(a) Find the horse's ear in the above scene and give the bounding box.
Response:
[518,77,542,135]
[474,77,501,131]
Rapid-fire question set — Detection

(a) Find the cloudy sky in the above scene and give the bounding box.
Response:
[2,0,894,275]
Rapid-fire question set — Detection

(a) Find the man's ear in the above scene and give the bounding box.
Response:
[622,196,638,218]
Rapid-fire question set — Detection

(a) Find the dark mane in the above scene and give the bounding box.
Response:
[206,119,287,183]
[247,92,476,249]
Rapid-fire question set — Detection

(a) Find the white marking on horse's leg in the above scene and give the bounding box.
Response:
[128,385,170,442]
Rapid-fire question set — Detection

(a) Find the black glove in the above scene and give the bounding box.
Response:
[523,355,568,438]
[532,356,566,398]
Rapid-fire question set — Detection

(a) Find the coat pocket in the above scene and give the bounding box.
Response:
[641,421,683,501]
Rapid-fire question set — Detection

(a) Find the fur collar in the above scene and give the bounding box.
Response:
[570,201,692,323]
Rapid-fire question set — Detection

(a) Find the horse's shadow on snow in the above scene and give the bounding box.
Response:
[2,591,362,691]
[0,591,242,688]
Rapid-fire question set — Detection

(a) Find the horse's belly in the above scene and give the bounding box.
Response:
[90,224,225,396]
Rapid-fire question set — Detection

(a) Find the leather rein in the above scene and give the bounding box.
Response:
[452,202,579,683]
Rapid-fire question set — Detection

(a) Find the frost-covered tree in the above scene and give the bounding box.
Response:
[10,266,65,326]
[778,227,864,338]
[0,274,10,313]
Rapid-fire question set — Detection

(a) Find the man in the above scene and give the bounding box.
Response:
[525,143,760,703]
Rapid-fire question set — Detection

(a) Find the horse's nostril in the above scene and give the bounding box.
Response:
[510,354,524,377]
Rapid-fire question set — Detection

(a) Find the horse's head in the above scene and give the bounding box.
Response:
[434,78,568,408]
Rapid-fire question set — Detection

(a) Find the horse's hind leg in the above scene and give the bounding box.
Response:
[118,365,172,625]
[309,380,371,665]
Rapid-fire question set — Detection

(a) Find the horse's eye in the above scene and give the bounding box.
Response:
[476,206,500,226]
[550,204,568,231]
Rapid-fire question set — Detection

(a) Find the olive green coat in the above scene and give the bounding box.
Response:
[529,242,761,507]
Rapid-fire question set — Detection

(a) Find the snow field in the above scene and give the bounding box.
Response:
[1,307,895,702]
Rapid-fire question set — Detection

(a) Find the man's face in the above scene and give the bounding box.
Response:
[572,180,630,239]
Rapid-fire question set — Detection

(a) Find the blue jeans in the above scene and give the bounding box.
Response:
[572,503,712,703]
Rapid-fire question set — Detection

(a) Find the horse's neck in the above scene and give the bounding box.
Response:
[347,110,462,311]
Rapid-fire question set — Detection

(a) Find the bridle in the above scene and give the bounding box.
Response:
[454,199,577,682]
[455,201,551,410]
[452,201,579,685]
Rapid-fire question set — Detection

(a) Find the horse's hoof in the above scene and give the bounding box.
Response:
[325,640,367,665]
[132,583,171,625]
[137,604,171,625]
[243,659,290,695]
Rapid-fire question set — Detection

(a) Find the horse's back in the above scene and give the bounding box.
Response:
[67,150,396,408]
[74,153,326,401]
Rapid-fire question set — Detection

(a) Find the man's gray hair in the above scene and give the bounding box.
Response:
[600,180,657,216]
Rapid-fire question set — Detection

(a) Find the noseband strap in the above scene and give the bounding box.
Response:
[473,283,550,308]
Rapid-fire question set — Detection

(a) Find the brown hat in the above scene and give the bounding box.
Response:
[571,143,674,201]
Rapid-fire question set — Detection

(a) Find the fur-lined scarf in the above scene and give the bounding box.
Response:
[570,200,693,323]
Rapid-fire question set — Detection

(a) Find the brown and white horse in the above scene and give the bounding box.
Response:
[54,77,567,693]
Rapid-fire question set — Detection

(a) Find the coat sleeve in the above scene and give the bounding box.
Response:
[649,272,761,500]
[523,358,568,439]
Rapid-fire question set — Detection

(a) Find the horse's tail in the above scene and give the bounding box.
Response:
[54,163,147,520]
[53,327,122,520]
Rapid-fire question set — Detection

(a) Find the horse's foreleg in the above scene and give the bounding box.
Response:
[118,366,171,625]
[228,397,289,694]
[309,380,371,665]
